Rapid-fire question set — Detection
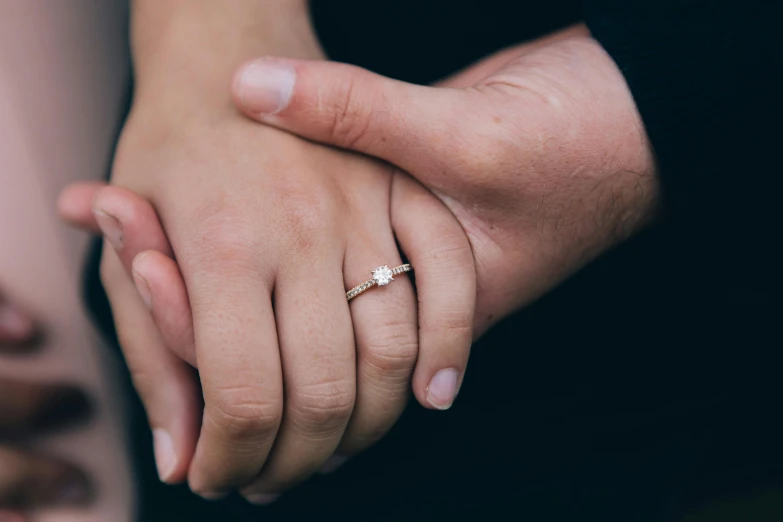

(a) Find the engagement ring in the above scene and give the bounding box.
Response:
[346,264,412,301]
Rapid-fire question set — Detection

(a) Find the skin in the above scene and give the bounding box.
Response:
[92,134,474,499]
[63,0,476,503]
[60,24,659,501]
[231,24,661,334]
[0,291,92,519]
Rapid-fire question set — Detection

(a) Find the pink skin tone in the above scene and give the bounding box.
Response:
[68,104,476,499]
[60,24,658,502]
[67,6,475,505]
[59,149,475,502]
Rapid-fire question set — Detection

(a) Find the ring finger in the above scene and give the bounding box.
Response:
[338,228,419,456]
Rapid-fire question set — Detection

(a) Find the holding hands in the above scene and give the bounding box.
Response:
[232,24,659,334]
[64,96,475,501]
[61,24,658,502]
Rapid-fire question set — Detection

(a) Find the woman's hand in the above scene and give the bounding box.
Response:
[230,24,660,335]
[61,104,475,500]
[0,292,92,519]
[56,0,473,503]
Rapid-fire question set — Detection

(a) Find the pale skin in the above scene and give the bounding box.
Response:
[61,10,659,504]
[60,0,476,504]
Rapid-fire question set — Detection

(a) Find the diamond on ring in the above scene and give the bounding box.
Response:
[372,265,394,286]
[346,263,412,301]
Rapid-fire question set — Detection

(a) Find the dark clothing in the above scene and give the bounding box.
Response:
[85,1,783,520]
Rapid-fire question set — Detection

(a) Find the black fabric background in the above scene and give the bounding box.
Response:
[83,1,782,520]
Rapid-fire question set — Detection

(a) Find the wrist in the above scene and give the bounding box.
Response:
[131,0,323,119]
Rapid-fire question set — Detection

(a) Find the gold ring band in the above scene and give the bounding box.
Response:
[346,264,412,301]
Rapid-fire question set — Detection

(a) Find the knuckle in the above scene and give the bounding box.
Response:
[424,309,474,337]
[362,320,419,377]
[210,385,282,441]
[183,209,268,282]
[328,74,375,150]
[291,380,355,430]
[417,231,475,338]
[274,186,336,253]
[423,228,474,271]
[189,210,258,263]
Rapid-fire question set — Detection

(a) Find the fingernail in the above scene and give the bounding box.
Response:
[0,303,34,340]
[199,490,229,501]
[153,429,177,483]
[426,369,459,410]
[319,455,349,474]
[92,209,123,249]
[235,60,295,115]
[132,268,152,310]
[245,493,280,505]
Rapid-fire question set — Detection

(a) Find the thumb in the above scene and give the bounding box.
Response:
[232,58,472,175]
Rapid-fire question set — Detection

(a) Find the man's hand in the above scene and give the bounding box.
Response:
[0,292,92,518]
[230,24,660,334]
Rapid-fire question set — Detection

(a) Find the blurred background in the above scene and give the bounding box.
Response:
[0,2,133,521]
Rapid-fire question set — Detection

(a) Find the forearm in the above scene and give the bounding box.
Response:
[131,0,323,116]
